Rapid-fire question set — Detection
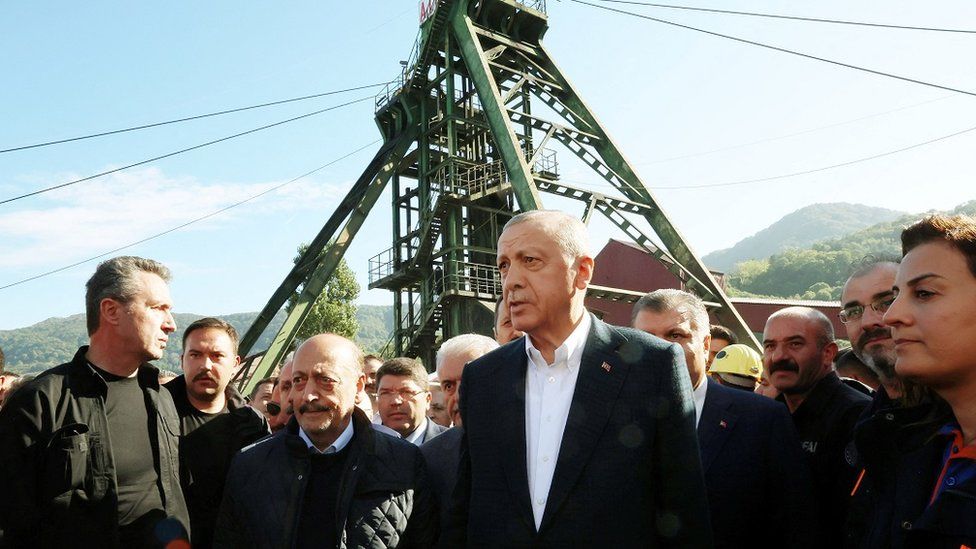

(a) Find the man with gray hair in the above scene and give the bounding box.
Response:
[445,210,711,547]
[632,289,818,548]
[421,333,499,535]
[0,256,190,547]
[763,306,870,547]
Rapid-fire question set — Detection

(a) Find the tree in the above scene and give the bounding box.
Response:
[286,243,361,340]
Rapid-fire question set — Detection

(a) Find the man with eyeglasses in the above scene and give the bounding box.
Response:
[839,259,902,399]
[214,333,436,548]
[375,357,447,446]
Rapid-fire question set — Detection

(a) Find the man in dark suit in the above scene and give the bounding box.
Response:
[632,289,819,548]
[375,357,448,446]
[443,210,711,547]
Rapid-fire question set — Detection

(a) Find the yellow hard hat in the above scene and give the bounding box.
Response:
[709,344,763,381]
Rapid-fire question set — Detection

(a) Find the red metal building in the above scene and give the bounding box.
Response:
[585,239,844,337]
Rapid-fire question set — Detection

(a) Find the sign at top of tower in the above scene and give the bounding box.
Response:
[419,0,438,24]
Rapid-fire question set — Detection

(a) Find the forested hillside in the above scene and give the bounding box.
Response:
[0,305,395,375]
[703,203,905,272]
[726,200,976,300]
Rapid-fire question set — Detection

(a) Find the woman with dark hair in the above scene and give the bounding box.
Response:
[847,214,976,548]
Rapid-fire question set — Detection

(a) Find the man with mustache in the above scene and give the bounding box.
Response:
[762,306,870,547]
[164,317,269,549]
[214,333,436,548]
[0,256,190,547]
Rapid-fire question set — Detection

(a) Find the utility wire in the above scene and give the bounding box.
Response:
[0,95,373,206]
[649,122,976,190]
[0,140,381,291]
[639,94,952,164]
[0,82,385,155]
[569,0,976,99]
[590,0,976,34]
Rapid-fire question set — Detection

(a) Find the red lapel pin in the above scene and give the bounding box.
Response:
[719,420,728,429]
[601,362,612,373]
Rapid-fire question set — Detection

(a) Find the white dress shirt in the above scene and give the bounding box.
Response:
[299,419,354,454]
[404,419,429,446]
[692,375,708,428]
[524,312,592,530]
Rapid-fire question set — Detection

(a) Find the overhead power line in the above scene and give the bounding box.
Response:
[649,122,976,190]
[590,0,976,34]
[639,94,952,164]
[0,82,385,155]
[0,140,381,291]
[570,0,976,99]
[0,95,373,206]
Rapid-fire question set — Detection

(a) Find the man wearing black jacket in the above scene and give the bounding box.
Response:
[214,333,436,548]
[164,317,269,549]
[0,256,190,548]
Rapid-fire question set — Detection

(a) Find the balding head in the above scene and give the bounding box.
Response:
[765,306,834,349]
[291,334,365,451]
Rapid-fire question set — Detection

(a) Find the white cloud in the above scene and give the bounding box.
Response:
[0,167,352,268]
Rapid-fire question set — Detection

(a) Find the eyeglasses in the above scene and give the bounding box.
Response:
[839,293,896,324]
[265,401,282,415]
[377,388,427,401]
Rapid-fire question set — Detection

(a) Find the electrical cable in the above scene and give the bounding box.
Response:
[0,82,385,155]
[0,140,381,291]
[0,95,373,206]
[589,0,976,34]
[639,94,952,164]
[649,122,976,190]
[569,0,976,98]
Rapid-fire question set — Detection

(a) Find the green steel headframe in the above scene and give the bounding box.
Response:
[236,0,756,393]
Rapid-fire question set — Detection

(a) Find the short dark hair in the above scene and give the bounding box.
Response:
[846,255,900,281]
[248,377,276,400]
[709,325,737,345]
[364,354,382,365]
[834,348,879,384]
[902,214,976,278]
[375,357,429,391]
[85,256,171,336]
[181,317,239,354]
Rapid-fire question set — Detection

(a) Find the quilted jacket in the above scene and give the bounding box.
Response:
[214,408,436,548]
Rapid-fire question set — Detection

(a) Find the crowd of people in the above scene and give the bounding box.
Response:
[0,208,974,548]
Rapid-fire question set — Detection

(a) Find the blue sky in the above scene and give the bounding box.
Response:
[2,1,975,330]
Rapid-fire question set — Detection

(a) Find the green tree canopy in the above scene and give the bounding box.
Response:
[286,243,361,340]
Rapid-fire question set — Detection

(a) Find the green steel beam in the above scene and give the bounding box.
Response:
[452,9,542,211]
[238,134,414,394]
[526,44,758,348]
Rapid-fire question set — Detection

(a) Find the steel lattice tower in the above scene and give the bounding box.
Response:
[237,0,756,391]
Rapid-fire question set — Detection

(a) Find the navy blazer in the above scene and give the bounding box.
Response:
[698,379,820,549]
[443,315,712,548]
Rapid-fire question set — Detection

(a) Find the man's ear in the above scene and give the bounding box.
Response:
[232,355,242,372]
[575,255,595,290]
[703,334,712,354]
[823,341,839,369]
[99,297,124,327]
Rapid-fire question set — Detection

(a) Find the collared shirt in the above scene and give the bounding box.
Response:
[299,419,354,455]
[692,376,708,427]
[525,312,592,530]
[405,419,430,447]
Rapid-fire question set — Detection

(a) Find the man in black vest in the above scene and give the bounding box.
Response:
[214,333,436,548]
[164,317,269,549]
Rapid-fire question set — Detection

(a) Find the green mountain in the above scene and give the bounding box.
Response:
[0,305,394,376]
[727,200,976,301]
[703,203,906,272]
